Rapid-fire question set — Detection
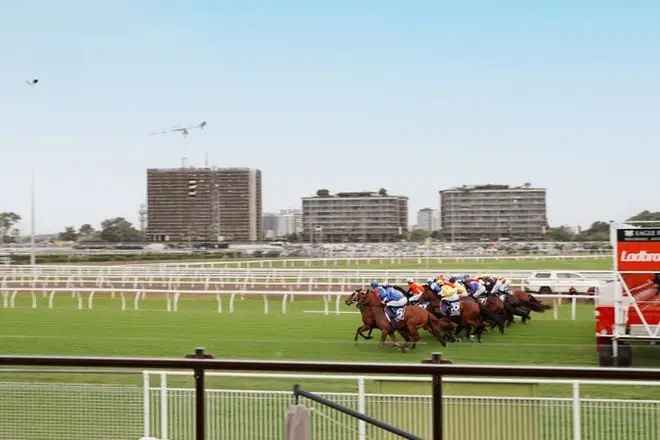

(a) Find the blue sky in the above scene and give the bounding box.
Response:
[1,1,658,233]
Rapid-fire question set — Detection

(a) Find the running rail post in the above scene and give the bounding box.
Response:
[429,353,444,440]
[185,347,214,440]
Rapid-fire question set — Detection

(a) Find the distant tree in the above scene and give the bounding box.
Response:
[430,230,443,240]
[100,217,143,242]
[0,212,21,243]
[576,221,610,241]
[628,211,660,222]
[58,226,79,241]
[409,229,431,242]
[79,224,95,236]
[285,232,301,242]
[545,226,576,241]
[378,188,388,196]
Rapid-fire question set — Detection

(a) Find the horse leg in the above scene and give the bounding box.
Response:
[406,322,421,350]
[472,320,485,343]
[354,324,372,341]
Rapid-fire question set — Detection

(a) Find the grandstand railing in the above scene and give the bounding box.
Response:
[1,354,660,440]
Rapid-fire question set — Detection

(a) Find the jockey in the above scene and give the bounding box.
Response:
[439,277,461,316]
[407,278,425,302]
[491,277,509,295]
[465,278,487,299]
[440,277,460,302]
[376,283,407,320]
[455,278,468,297]
[429,279,442,295]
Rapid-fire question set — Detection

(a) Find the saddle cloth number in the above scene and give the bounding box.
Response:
[478,297,487,305]
[449,301,461,316]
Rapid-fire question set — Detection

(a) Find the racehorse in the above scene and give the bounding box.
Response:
[355,288,453,351]
[419,286,485,342]
[477,294,506,334]
[511,289,552,312]
[502,292,532,325]
[345,289,376,341]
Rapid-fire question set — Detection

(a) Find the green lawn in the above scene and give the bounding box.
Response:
[2,290,660,440]
[214,256,613,271]
[1,293,659,397]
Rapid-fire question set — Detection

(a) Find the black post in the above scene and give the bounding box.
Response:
[430,353,443,440]
[185,347,214,440]
[194,364,205,440]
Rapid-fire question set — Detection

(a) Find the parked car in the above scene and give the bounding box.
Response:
[525,271,598,295]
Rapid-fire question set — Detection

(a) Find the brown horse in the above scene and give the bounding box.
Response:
[420,287,486,342]
[478,294,506,334]
[511,289,552,312]
[356,288,453,350]
[345,289,377,341]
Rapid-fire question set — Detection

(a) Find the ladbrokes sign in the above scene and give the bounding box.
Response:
[617,228,660,288]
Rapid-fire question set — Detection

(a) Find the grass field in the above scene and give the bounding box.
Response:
[203,256,613,271]
[1,291,659,398]
[2,258,660,440]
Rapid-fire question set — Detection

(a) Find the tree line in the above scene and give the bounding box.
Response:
[0,213,143,243]
[2,210,659,244]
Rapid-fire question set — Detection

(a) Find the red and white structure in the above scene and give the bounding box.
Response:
[596,222,660,366]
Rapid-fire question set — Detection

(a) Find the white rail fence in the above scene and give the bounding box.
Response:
[0,285,592,320]
[154,254,612,269]
[0,375,657,440]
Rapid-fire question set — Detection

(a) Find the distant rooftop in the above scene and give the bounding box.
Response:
[305,189,407,199]
[148,166,257,172]
[441,183,544,192]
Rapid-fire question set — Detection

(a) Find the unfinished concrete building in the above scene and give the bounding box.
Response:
[147,167,262,242]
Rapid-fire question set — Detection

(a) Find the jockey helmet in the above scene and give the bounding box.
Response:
[448,277,456,283]
[407,278,414,284]
[370,281,379,289]
[382,282,390,288]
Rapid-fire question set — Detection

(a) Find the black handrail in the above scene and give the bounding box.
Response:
[2,353,660,440]
[293,384,424,440]
[1,355,660,381]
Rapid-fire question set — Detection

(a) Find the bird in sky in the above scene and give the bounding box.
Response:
[25,78,39,86]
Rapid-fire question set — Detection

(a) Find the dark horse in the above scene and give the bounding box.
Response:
[419,287,486,342]
[511,289,552,313]
[477,294,506,334]
[351,288,454,351]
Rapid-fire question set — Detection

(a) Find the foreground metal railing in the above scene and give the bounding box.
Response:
[1,351,660,440]
[293,384,424,439]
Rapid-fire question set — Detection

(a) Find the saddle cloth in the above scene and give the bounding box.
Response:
[385,306,406,322]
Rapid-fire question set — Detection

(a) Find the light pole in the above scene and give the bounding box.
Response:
[30,171,36,265]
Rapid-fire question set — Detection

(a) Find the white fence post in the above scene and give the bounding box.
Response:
[357,377,366,440]
[572,381,581,440]
[571,297,577,321]
[160,372,168,440]
[143,372,150,439]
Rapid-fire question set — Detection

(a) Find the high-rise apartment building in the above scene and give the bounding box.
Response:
[262,213,279,239]
[276,209,303,237]
[302,189,408,242]
[439,184,547,241]
[416,208,436,231]
[147,167,262,242]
